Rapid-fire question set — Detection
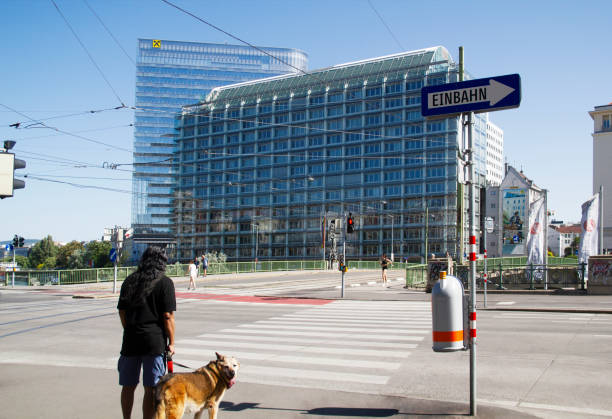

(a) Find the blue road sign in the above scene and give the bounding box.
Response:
[109,248,117,263]
[421,73,521,117]
[4,244,13,252]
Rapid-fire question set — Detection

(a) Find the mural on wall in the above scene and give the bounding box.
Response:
[502,188,526,255]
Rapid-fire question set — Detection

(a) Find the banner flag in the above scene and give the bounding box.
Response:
[578,193,599,264]
[527,197,545,267]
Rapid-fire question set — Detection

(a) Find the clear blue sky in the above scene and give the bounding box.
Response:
[1,0,610,243]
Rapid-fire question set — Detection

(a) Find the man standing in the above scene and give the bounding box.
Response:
[117,246,176,419]
[201,254,208,277]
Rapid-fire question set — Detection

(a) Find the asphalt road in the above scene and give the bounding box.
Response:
[1,271,611,418]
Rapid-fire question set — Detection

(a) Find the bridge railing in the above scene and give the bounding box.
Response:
[2,260,327,286]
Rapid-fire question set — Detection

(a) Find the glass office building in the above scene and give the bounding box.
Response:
[132,39,308,256]
[174,46,488,262]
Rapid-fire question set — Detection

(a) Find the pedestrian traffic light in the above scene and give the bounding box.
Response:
[346,213,355,234]
[1,141,26,198]
[18,236,24,247]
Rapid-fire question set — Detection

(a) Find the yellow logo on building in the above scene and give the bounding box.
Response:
[152,40,161,48]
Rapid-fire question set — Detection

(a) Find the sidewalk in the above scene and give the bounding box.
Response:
[3,272,612,314]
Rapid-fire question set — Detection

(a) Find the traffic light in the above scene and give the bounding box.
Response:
[1,141,26,198]
[12,235,24,248]
[346,213,355,234]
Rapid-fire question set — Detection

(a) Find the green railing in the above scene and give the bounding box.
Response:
[477,256,577,268]
[405,264,428,287]
[3,260,327,286]
[3,257,584,288]
[347,260,407,270]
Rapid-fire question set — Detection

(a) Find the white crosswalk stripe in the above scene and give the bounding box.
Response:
[176,300,431,391]
[184,277,405,296]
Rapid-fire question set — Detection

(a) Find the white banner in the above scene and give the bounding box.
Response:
[527,197,545,267]
[578,193,600,264]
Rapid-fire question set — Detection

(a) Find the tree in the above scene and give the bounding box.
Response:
[56,241,85,269]
[28,236,59,269]
[84,241,113,268]
[564,237,581,258]
[15,255,29,269]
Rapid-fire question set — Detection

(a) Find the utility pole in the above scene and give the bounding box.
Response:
[460,46,478,417]
[12,244,16,288]
[425,206,429,265]
[600,185,604,254]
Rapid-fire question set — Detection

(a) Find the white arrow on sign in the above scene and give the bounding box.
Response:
[428,79,515,109]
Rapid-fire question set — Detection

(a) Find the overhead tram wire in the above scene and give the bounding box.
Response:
[367,0,406,51]
[83,0,136,66]
[25,174,132,181]
[159,0,321,81]
[11,123,134,142]
[24,175,139,195]
[50,0,125,107]
[0,103,133,153]
[1,106,132,128]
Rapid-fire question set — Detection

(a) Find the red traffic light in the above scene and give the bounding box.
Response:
[347,213,355,233]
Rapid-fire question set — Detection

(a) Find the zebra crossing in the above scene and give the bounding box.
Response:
[185,276,406,297]
[174,300,431,393]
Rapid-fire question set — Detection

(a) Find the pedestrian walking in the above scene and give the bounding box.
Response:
[117,246,176,419]
[380,253,392,287]
[201,254,208,277]
[445,251,454,276]
[188,259,198,291]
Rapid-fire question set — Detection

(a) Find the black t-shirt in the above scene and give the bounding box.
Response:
[117,276,176,356]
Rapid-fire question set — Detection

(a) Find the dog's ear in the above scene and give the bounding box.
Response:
[216,352,224,361]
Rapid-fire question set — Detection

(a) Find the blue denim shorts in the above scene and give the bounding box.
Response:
[118,355,165,387]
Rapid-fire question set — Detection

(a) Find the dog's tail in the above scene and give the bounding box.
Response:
[154,373,174,419]
[154,397,166,419]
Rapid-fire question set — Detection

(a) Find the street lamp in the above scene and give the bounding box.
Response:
[252,222,259,263]
[381,201,394,261]
[424,207,435,264]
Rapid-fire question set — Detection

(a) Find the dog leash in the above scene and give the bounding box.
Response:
[165,351,193,372]
[173,360,193,369]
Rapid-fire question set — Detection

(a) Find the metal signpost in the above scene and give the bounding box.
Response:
[484,217,495,308]
[4,244,14,287]
[110,247,118,293]
[422,47,521,417]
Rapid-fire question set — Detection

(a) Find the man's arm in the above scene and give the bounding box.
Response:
[119,309,126,329]
[163,311,175,356]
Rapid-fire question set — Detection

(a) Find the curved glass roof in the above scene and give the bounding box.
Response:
[200,46,454,107]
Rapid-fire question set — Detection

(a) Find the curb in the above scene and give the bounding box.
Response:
[72,293,118,299]
[481,307,612,314]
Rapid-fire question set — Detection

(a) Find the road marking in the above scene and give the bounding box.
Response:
[177,338,415,356]
[220,328,427,340]
[178,347,400,369]
[176,361,390,385]
[267,316,430,324]
[519,401,612,417]
[236,323,429,332]
[196,333,425,345]
[496,301,516,305]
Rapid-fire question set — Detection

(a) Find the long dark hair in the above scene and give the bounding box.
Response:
[119,246,168,307]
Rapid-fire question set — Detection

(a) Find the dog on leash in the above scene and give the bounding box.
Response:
[155,352,240,419]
